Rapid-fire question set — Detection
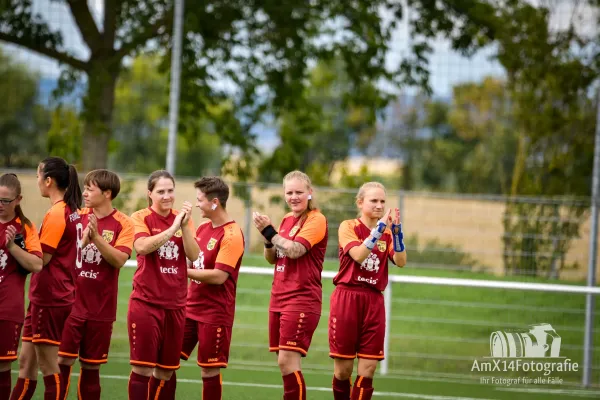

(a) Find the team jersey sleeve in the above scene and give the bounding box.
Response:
[114,213,135,256]
[23,222,43,258]
[39,205,66,254]
[338,220,361,255]
[131,210,151,241]
[215,225,244,275]
[295,212,327,251]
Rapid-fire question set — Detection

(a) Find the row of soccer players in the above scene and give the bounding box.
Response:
[0,156,407,400]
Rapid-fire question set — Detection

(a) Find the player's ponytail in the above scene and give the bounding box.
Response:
[40,156,82,211]
[65,164,83,211]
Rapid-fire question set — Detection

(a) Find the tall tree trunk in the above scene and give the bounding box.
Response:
[81,61,118,171]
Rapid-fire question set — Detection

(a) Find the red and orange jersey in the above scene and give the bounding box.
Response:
[270,210,328,314]
[335,219,395,292]
[130,207,194,309]
[30,201,81,307]
[186,221,245,327]
[0,217,42,323]
[71,208,134,321]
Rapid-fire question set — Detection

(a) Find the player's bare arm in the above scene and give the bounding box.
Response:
[263,243,277,264]
[134,211,185,255]
[271,235,308,259]
[348,209,392,264]
[186,268,229,285]
[4,225,42,272]
[180,201,200,261]
[88,214,130,269]
[253,212,308,260]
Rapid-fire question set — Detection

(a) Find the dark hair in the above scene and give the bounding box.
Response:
[147,170,175,206]
[84,169,121,200]
[194,176,229,209]
[0,173,32,233]
[40,157,82,211]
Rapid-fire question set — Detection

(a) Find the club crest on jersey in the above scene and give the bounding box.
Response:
[377,240,386,252]
[207,238,217,250]
[102,230,114,243]
[174,229,183,238]
[289,226,299,237]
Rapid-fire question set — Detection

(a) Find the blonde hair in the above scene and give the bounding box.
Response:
[283,170,316,212]
[356,181,386,216]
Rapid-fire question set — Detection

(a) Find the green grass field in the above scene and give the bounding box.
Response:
[15,254,600,399]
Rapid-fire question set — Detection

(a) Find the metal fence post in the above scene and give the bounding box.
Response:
[381,284,392,375]
[583,90,600,387]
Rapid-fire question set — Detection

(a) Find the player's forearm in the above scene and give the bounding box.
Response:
[271,235,308,259]
[187,268,228,285]
[348,244,373,264]
[8,245,42,273]
[264,247,277,264]
[182,226,200,261]
[134,228,176,255]
[92,237,129,269]
[393,250,407,267]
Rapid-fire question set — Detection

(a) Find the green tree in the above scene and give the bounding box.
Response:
[109,55,222,175]
[46,106,83,163]
[0,0,502,172]
[258,57,381,184]
[0,48,49,167]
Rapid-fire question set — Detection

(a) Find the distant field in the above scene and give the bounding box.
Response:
[14,253,600,399]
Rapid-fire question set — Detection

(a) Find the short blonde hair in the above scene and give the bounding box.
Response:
[356,181,386,215]
[283,170,316,212]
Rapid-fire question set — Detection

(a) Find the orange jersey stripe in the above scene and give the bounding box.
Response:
[295,211,327,248]
[278,345,307,355]
[357,353,384,360]
[130,209,152,236]
[32,338,60,345]
[113,211,135,252]
[155,363,180,370]
[329,352,356,359]
[197,361,228,368]
[78,357,108,364]
[39,201,67,251]
[214,223,244,269]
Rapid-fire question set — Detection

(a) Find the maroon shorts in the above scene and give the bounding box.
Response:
[58,315,113,365]
[328,286,385,360]
[269,311,320,356]
[180,318,232,368]
[0,320,23,362]
[128,298,185,370]
[22,303,72,346]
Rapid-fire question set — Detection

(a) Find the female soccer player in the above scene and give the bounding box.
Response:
[57,169,134,400]
[329,182,407,400]
[0,173,43,399]
[11,157,82,400]
[253,170,328,400]
[182,176,245,400]
[128,170,199,400]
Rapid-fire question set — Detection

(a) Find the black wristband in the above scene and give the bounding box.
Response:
[261,225,278,242]
[264,242,274,249]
